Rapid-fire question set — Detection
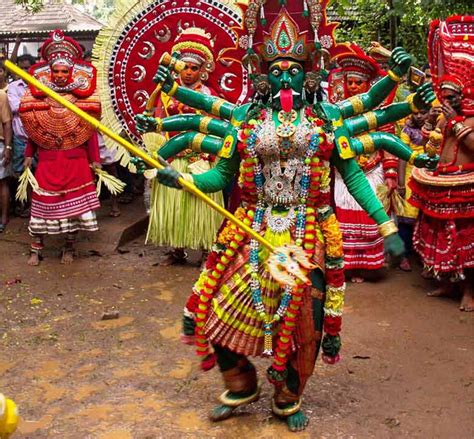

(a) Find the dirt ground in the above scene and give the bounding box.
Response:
[0,209,473,439]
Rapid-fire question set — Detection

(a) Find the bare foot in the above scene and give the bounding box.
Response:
[459,286,474,312]
[427,284,455,297]
[27,251,40,266]
[351,277,364,283]
[61,248,74,264]
[109,208,121,217]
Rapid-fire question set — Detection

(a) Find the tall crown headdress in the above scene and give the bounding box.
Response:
[244,0,352,74]
[428,15,474,115]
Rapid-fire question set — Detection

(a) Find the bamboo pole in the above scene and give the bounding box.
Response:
[5,59,276,253]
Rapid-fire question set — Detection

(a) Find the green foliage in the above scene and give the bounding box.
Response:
[14,0,46,13]
[333,0,473,65]
[14,0,85,14]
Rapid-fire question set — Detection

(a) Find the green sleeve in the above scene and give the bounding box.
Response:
[331,150,389,225]
[347,102,412,136]
[191,148,240,193]
[173,87,235,121]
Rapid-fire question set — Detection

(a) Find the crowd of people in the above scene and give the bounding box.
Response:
[0,3,472,434]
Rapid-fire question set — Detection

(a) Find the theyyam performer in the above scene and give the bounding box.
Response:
[410,15,474,311]
[19,30,102,265]
[328,45,399,282]
[92,0,249,265]
[136,0,439,431]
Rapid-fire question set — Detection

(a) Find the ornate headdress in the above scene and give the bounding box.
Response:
[41,30,83,68]
[428,15,474,115]
[336,44,383,82]
[172,27,215,68]
[27,29,97,100]
[244,0,352,74]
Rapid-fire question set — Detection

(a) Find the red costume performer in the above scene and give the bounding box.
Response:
[20,30,101,265]
[410,16,474,311]
[328,45,398,281]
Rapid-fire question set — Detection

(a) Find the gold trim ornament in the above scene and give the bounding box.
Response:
[408,150,420,165]
[388,69,402,82]
[191,133,206,152]
[406,93,420,113]
[154,117,163,133]
[347,95,364,114]
[199,116,213,133]
[271,398,302,417]
[167,81,179,97]
[211,98,226,116]
[219,383,262,407]
[357,134,376,154]
[363,111,378,130]
[378,220,398,237]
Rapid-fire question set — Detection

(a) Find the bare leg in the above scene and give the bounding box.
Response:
[28,234,44,266]
[459,271,474,312]
[0,178,9,228]
[61,232,76,264]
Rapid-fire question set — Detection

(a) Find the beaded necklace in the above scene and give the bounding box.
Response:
[245,109,323,356]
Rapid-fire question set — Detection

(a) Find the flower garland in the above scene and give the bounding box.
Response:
[192,105,345,373]
[193,208,253,370]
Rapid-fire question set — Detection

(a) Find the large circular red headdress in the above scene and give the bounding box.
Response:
[428,15,474,115]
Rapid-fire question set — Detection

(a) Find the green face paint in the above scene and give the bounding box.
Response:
[267,60,305,112]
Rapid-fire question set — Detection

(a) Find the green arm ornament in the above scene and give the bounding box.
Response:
[349,132,437,170]
[347,83,436,136]
[159,131,224,158]
[158,114,231,137]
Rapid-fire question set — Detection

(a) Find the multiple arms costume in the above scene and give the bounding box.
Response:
[135,0,438,430]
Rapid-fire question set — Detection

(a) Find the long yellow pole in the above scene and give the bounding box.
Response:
[5,60,275,252]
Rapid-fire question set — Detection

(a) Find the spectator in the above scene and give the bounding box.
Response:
[7,54,36,217]
[0,80,13,232]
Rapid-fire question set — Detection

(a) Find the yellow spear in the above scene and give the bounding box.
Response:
[5,60,314,285]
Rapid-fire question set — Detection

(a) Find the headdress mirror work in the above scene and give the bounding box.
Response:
[260,10,310,63]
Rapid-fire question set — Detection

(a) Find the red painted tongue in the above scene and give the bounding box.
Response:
[280,88,293,113]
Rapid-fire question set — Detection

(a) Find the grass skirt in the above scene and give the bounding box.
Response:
[146,158,224,250]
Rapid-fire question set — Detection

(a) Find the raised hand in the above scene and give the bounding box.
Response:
[413,152,439,171]
[135,114,158,134]
[388,47,412,78]
[153,65,175,93]
[413,82,436,110]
